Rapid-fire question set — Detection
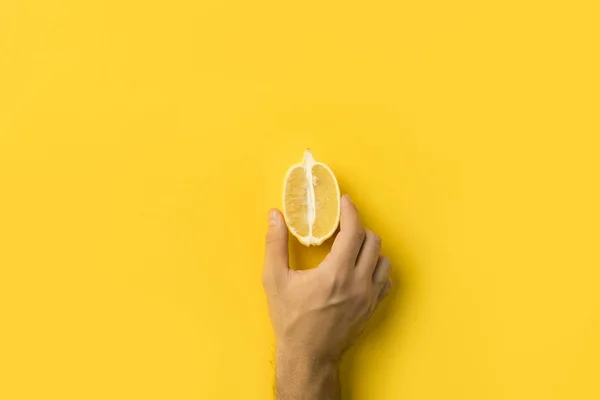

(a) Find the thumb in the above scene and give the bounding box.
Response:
[264,209,289,281]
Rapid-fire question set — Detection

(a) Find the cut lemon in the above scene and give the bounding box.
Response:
[283,149,341,246]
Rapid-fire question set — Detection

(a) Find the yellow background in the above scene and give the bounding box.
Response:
[1,0,599,399]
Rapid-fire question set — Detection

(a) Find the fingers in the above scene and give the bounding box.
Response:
[331,195,365,265]
[372,257,392,310]
[263,209,290,283]
[355,229,381,275]
[372,256,391,291]
[375,278,392,306]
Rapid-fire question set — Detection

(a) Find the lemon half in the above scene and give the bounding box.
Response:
[283,150,341,246]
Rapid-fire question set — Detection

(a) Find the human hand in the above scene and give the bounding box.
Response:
[263,194,392,363]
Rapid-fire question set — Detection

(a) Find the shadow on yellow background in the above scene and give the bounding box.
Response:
[1,0,600,399]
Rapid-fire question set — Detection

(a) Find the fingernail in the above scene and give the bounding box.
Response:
[343,194,353,204]
[268,210,278,226]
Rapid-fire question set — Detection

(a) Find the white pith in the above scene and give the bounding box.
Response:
[304,150,317,239]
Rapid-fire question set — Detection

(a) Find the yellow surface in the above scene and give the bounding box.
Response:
[1,0,599,399]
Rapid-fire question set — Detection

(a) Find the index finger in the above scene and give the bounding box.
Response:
[330,194,366,265]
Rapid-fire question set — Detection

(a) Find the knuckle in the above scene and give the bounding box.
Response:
[374,233,382,246]
[265,233,280,245]
[366,230,381,248]
[353,228,366,243]
[332,268,350,285]
[380,256,391,270]
[322,271,347,296]
[374,257,391,284]
[385,260,392,275]
[353,286,371,306]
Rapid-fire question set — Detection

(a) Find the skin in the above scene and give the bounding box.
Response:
[263,194,392,400]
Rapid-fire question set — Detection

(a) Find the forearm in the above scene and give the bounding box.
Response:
[276,352,340,400]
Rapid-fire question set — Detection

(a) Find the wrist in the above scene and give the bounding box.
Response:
[276,350,340,400]
[276,349,339,372]
[276,341,341,365]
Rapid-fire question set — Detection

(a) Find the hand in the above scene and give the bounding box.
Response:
[263,194,392,399]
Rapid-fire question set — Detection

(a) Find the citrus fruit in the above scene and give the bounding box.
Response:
[283,149,341,246]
